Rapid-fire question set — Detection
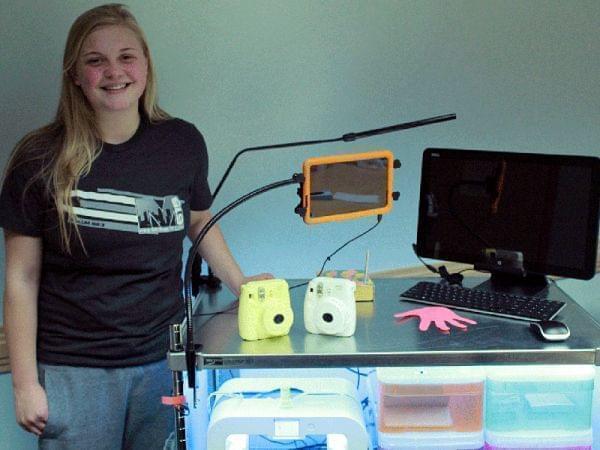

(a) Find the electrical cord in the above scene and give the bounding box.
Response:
[411,243,465,285]
[289,215,383,290]
[198,215,383,317]
[194,301,239,316]
[196,216,384,324]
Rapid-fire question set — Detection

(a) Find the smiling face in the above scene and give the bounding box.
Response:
[74,25,148,117]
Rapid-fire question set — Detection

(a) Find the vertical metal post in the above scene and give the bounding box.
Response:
[169,324,187,450]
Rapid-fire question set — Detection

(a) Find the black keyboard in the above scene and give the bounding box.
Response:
[400,281,566,321]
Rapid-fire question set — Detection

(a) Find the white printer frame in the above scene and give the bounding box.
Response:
[207,377,369,450]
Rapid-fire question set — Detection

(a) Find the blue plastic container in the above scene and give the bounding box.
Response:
[485,365,594,434]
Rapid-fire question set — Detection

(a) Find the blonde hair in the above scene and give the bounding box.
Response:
[3,3,169,253]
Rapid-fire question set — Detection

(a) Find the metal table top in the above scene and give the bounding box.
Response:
[167,277,600,371]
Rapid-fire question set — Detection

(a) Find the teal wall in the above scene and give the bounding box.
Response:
[1,1,599,445]
[2,0,599,284]
[0,374,37,449]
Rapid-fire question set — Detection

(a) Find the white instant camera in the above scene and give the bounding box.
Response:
[304,277,357,337]
[238,279,294,341]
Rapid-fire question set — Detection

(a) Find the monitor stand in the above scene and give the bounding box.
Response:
[474,271,549,298]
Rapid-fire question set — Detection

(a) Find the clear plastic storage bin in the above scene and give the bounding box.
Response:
[379,430,484,450]
[484,429,592,450]
[485,365,594,434]
[376,367,485,449]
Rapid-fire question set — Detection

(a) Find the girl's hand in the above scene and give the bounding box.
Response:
[242,273,274,284]
[14,382,48,436]
[236,273,275,297]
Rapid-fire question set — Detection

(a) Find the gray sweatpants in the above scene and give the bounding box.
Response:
[38,359,173,450]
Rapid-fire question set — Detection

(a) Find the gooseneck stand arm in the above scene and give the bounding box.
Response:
[196,113,457,292]
[213,114,455,199]
[182,174,304,405]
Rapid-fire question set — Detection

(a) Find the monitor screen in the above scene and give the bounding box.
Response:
[416,148,600,281]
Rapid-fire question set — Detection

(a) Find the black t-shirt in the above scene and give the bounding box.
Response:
[0,117,212,366]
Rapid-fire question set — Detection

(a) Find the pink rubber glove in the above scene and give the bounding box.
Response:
[394,307,477,333]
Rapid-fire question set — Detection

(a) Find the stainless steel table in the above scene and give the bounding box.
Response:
[165,277,600,449]
[167,277,600,371]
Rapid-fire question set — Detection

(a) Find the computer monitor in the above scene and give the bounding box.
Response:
[415,148,600,295]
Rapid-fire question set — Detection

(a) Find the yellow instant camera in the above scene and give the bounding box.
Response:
[238,279,294,341]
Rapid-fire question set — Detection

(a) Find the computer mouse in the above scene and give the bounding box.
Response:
[530,320,570,342]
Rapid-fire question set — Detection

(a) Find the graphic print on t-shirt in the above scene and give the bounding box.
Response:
[71,188,184,234]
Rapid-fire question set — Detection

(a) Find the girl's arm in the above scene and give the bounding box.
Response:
[3,230,47,436]
[188,210,272,297]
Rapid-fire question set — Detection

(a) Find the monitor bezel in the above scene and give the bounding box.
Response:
[416,147,600,280]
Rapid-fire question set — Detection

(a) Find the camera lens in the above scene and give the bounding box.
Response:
[322,313,334,323]
[273,314,284,324]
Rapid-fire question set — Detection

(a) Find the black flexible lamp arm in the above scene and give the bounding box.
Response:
[212,113,456,199]
[195,113,456,294]
[213,138,340,199]
[183,173,304,402]
[339,113,456,142]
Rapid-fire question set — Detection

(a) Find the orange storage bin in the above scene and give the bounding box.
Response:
[377,367,485,434]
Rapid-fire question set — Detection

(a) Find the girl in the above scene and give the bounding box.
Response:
[0,4,270,449]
